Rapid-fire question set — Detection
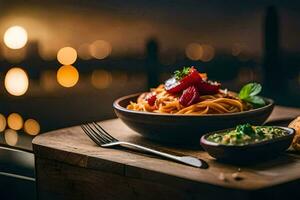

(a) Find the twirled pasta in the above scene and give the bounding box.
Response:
[127,85,251,115]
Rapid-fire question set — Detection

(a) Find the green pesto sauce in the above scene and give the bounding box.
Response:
[207,124,287,145]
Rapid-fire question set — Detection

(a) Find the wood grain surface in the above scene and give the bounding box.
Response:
[33,106,300,199]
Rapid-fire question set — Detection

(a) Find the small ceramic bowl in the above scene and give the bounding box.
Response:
[200,126,295,163]
[113,93,274,145]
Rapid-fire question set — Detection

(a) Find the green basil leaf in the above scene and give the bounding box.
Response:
[239,83,262,99]
[248,83,262,97]
[174,67,190,80]
[239,83,252,99]
[245,96,266,107]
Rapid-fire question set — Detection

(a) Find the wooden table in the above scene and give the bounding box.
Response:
[33,106,300,200]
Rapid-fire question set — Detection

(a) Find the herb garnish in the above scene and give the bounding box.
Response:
[238,83,265,107]
[236,123,255,135]
[174,67,190,80]
[207,124,287,145]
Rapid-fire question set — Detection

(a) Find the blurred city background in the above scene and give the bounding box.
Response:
[0,0,300,153]
[1,1,300,199]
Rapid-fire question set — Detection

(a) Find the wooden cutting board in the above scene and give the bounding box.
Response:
[33,106,300,200]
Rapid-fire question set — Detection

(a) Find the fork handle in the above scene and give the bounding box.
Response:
[103,141,203,168]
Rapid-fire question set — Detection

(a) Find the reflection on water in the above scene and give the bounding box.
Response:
[57,65,79,88]
[1,113,40,136]
[91,69,112,89]
[4,129,18,146]
[0,113,41,150]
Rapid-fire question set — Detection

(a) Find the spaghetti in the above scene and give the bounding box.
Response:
[127,85,251,115]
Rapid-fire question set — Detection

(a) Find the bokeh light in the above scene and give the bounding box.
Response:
[201,44,215,62]
[185,43,203,61]
[4,67,29,96]
[7,113,23,130]
[78,43,92,60]
[0,114,6,132]
[24,119,40,136]
[89,40,112,59]
[57,47,77,65]
[57,65,79,87]
[4,129,18,146]
[3,26,28,49]
[91,69,112,89]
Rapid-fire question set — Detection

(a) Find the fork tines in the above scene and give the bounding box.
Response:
[81,122,117,145]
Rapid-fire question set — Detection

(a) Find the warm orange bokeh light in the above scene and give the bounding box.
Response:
[57,65,79,87]
[57,47,77,65]
[7,113,23,130]
[89,40,112,59]
[201,44,215,62]
[185,43,203,61]
[4,129,18,146]
[24,119,40,136]
[0,114,6,132]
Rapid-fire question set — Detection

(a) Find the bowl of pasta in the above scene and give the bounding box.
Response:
[113,67,274,145]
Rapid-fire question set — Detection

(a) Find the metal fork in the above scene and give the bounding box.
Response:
[81,122,203,168]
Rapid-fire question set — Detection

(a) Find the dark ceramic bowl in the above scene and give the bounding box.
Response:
[200,126,295,163]
[113,93,274,145]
